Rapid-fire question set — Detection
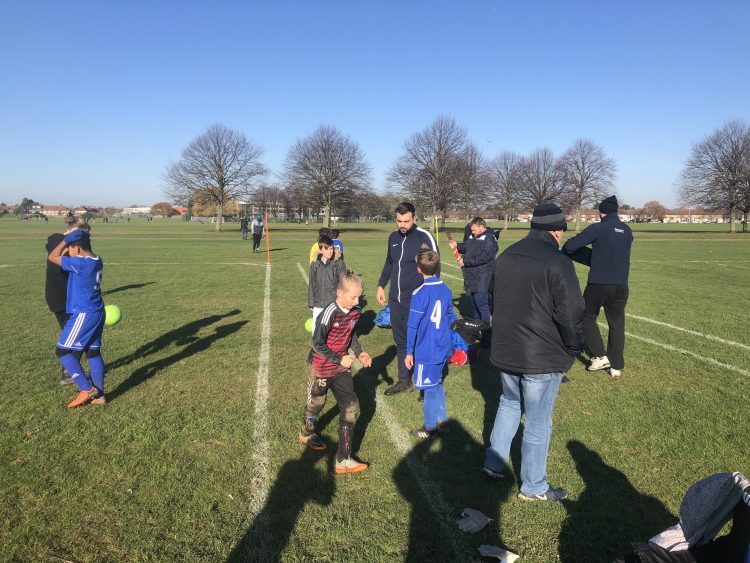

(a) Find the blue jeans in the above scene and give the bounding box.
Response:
[484,371,562,495]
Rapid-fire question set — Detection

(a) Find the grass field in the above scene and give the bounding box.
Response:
[1,218,748,562]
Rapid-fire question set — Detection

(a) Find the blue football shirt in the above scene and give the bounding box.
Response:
[406,276,457,363]
[61,255,104,313]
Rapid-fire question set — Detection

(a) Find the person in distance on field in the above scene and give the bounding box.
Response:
[562,195,633,378]
[299,274,373,474]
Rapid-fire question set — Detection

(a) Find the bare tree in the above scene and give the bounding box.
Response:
[488,151,524,230]
[282,125,371,227]
[558,139,617,231]
[640,200,667,222]
[454,143,489,222]
[164,124,266,231]
[678,120,750,234]
[518,148,565,209]
[388,115,468,231]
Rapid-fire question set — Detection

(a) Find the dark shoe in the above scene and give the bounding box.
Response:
[410,426,439,439]
[384,381,412,396]
[481,466,505,479]
[417,390,424,402]
[60,373,74,385]
[518,485,567,502]
[299,433,326,451]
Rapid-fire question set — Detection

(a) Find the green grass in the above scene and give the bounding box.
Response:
[1,218,748,562]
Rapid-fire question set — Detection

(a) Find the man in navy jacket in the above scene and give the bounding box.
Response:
[377,202,439,395]
[449,216,498,324]
[562,195,633,378]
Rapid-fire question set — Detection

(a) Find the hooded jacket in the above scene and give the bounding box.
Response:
[490,229,584,374]
[308,254,347,308]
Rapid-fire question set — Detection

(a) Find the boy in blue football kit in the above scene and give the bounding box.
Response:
[404,250,457,438]
[48,228,107,408]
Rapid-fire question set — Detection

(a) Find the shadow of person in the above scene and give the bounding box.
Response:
[452,293,474,319]
[467,349,502,446]
[316,346,396,456]
[102,281,156,296]
[393,419,514,562]
[108,309,241,371]
[226,448,334,563]
[559,440,676,563]
[107,320,247,401]
[357,309,377,336]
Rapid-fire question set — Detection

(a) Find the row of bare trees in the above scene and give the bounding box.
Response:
[678,119,750,233]
[163,119,617,232]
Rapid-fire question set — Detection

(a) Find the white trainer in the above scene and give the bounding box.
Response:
[587,356,611,371]
[609,368,622,378]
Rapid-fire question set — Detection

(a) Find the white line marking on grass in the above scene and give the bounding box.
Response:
[598,322,750,377]
[627,314,750,352]
[296,262,309,283]
[442,260,461,269]
[248,263,273,536]
[441,272,464,281]
[375,394,475,561]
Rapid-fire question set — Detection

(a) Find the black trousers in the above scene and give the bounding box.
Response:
[389,297,412,383]
[582,284,629,370]
[252,232,261,250]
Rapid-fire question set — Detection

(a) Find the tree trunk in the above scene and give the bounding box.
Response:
[215,203,223,232]
[743,210,748,233]
[575,206,581,232]
[729,206,736,234]
[504,208,509,231]
[323,203,331,228]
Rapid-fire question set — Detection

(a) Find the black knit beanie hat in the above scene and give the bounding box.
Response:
[599,195,618,214]
[531,203,567,232]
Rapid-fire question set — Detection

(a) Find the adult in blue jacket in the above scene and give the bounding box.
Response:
[376,202,439,395]
[562,195,633,378]
[449,216,498,323]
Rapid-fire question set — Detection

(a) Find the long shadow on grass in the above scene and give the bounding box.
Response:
[317,346,397,456]
[107,320,247,402]
[227,448,334,562]
[558,440,675,563]
[102,281,156,296]
[107,309,241,371]
[394,420,516,562]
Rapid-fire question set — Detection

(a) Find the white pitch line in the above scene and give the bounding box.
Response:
[598,322,750,377]
[293,263,472,561]
[248,263,273,539]
[627,314,750,352]
[296,262,309,283]
[375,394,475,562]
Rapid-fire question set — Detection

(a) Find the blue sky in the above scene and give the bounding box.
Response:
[1,0,748,208]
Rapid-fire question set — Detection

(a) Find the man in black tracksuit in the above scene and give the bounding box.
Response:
[376,202,439,395]
[562,195,633,378]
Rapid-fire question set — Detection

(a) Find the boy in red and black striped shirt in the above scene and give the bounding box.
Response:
[300,274,373,474]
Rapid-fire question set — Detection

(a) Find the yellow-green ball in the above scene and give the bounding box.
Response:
[105,304,122,326]
[305,317,314,333]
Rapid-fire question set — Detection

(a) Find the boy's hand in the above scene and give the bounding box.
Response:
[340,354,355,368]
[358,352,372,368]
[64,229,88,245]
[405,354,414,369]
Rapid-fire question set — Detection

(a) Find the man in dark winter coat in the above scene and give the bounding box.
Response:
[562,195,633,378]
[376,202,439,396]
[449,216,498,323]
[483,203,584,503]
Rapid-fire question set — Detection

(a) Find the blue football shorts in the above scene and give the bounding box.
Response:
[57,310,105,351]
[413,362,445,390]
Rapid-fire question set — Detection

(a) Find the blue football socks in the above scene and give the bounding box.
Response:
[59,353,90,391]
[88,354,105,396]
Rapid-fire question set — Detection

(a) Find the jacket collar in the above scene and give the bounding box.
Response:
[601,214,618,222]
[525,228,559,249]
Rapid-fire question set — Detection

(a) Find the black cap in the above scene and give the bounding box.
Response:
[599,195,619,214]
[531,203,567,232]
